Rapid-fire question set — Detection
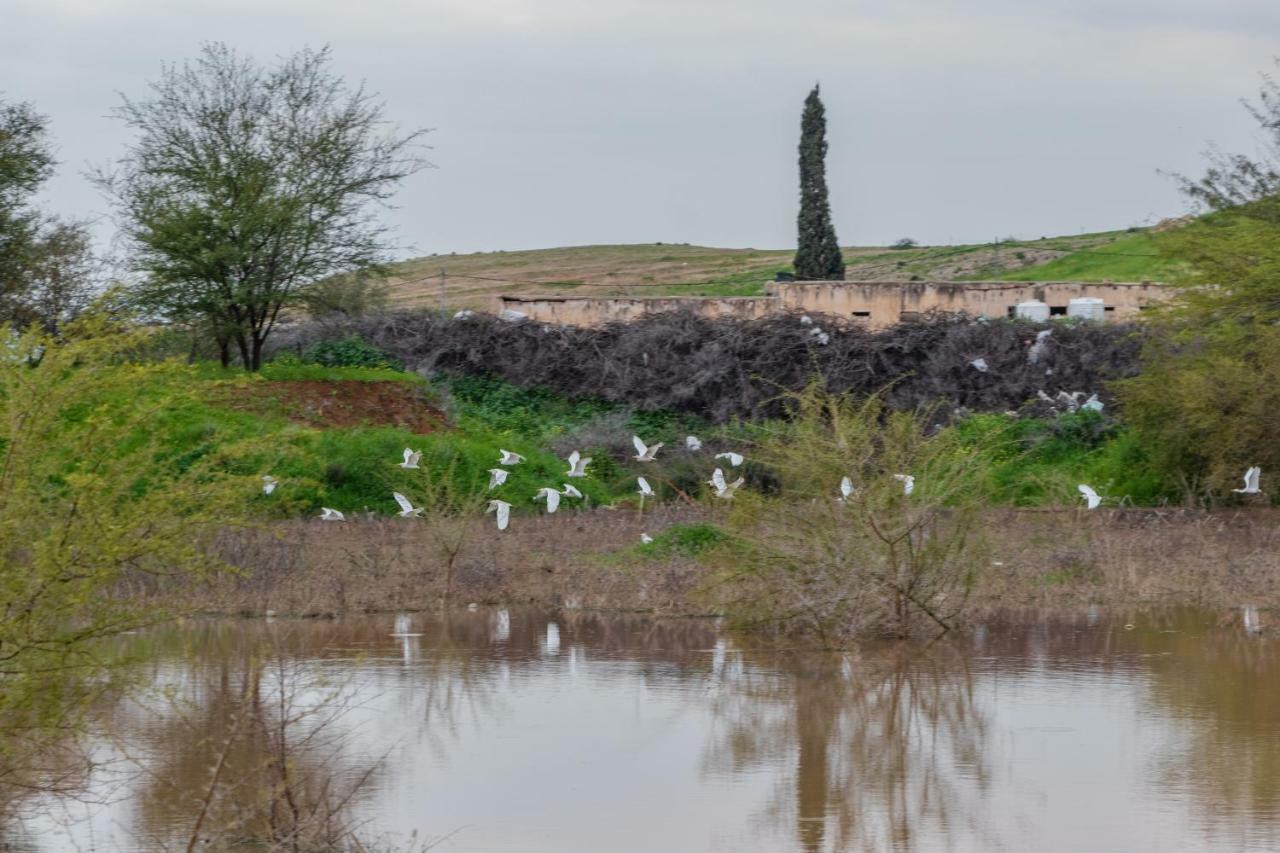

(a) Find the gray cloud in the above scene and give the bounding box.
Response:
[3,0,1275,257]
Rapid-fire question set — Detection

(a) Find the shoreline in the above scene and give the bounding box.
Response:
[140,506,1280,626]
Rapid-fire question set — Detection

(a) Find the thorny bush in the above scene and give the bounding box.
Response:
[277,310,1143,424]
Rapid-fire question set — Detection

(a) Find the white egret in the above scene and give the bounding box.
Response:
[838,476,855,501]
[498,449,525,465]
[487,468,509,490]
[565,450,591,477]
[319,507,345,521]
[893,474,915,495]
[400,448,421,469]
[534,487,561,514]
[392,492,424,518]
[632,436,663,462]
[713,470,744,499]
[262,475,278,495]
[970,358,989,373]
[1027,329,1052,364]
[637,477,655,497]
[560,483,583,499]
[800,315,814,325]
[715,451,744,467]
[685,435,702,451]
[486,499,512,530]
[1078,484,1101,510]
[1232,466,1262,495]
[640,533,654,544]
[452,309,475,320]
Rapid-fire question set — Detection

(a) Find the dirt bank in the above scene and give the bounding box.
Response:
[140,507,1280,625]
[214,378,446,432]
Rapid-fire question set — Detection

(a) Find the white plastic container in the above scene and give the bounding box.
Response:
[1014,300,1050,322]
[1067,297,1105,322]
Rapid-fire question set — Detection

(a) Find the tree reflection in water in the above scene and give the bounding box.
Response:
[703,639,993,853]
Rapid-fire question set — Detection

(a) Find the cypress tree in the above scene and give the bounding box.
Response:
[794,85,845,280]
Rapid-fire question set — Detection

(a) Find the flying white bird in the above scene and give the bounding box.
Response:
[893,474,915,496]
[565,450,591,477]
[1027,329,1052,364]
[838,476,855,501]
[393,492,424,518]
[262,475,278,495]
[709,467,744,499]
[400,448,422,469]
[498,449,525,465]
[715,452,744,467]
[1078,484,1101,510]
[640,533,654,544]
[534,487,561,513]
[486,499,512,530]
[970,358,989,373]
[633,436,663,462]
[487,468,509,490]
[319,507,345,521]
[637,477,655,497]
[560,483,583,499]
[685,435,702,451]
[1233,466,1262,495]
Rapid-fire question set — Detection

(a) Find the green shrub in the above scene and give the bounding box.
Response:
[637,522,729,559]
[301,335,402,371]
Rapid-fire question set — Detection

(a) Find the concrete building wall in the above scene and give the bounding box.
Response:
[769,281,1170,329]
[492,295,776,326]
[494,280,1171,329]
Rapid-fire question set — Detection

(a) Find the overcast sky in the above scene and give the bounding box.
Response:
[4,0,1277,258]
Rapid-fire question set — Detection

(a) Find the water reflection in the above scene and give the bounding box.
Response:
[11,608,1280,852]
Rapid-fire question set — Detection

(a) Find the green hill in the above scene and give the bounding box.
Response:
[380,228,1179,311]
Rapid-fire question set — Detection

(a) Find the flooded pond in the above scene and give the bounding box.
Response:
[14,607,1280,852]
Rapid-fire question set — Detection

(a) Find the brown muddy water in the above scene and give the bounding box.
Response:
[13,607,1280,852]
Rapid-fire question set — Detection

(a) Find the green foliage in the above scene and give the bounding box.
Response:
[637,522,729,559]
[1117,323,1280,503]
[794,85,844,281]
[952,411,1169,506]
[0,315,248,800]
[301,335,403,371]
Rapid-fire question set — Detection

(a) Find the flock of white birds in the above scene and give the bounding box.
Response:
[281,433,752,538]
[264,438,1264,528]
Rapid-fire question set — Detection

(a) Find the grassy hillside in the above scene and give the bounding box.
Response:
[381,229,1178,310]
[993,233,1186,282]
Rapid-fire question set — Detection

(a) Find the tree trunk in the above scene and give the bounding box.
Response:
[250,335,264,372]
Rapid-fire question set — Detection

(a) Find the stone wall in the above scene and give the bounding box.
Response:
[491,294,776,326]
[769,280,1170,329]
[494,280,1171,329]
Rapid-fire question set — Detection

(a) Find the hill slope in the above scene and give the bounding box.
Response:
[381,229,1175,312]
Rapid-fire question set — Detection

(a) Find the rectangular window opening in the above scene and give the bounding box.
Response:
[1049,306,1067,316]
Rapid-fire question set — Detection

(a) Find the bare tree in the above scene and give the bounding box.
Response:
[96,43,430,370]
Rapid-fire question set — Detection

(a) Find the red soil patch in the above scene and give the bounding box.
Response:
[221,380,447,433]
